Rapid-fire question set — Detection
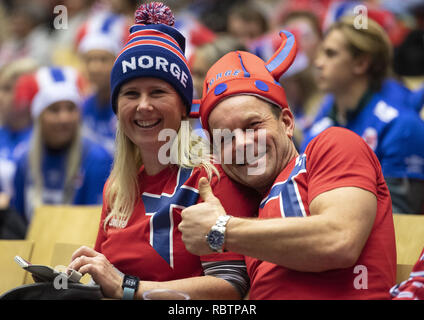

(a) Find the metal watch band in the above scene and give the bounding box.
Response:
[206,215,232,252]
[216,215,231,228]
[219,215,231,252]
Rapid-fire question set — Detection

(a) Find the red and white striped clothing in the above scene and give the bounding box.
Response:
[391,248,424,300]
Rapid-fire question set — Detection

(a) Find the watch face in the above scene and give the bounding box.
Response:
[125,279,137,287]
[123,275,139,289]
[207,230,224,250]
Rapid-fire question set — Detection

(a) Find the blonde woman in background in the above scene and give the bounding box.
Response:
[12,66,113,224]
[0,58,39,209]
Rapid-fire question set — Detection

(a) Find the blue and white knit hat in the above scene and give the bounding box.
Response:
[15,66,83,119]
[110,2,193,113]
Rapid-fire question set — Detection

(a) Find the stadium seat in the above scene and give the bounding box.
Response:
[393,213,424,283]
[0,240,34,295]
[396,263,414,283]
[24,205,102,283]
[51,242,93,284]
[393,213,424,264]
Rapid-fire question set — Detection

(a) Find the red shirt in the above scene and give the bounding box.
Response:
[245,127,397,299]
[95,164,260,281]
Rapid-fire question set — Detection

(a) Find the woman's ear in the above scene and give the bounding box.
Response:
[181,103,188,119]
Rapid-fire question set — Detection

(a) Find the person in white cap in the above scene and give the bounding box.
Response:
[11,66,113,224]
[76,10,129,156]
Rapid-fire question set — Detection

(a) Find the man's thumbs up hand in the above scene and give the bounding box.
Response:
[179,177,228,255]
[198,177,219,204]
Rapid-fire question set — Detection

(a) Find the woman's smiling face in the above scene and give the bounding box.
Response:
[117,77,186,153]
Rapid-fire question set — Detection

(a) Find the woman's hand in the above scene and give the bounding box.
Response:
[68,246,123,299]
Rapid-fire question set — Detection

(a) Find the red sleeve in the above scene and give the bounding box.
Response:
[305,127,381,204]
[200,165,261,262]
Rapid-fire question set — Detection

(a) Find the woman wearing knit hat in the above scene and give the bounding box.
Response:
[179,28,396,299]
[68,2,260,300]
[11,66,113,224]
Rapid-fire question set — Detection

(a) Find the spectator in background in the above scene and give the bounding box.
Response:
[173,12,217,65]
[0,58,39,204]
[280,65,323,149]
[281,10,322,63]
[0,58,39,128]
[76,10,128,156]
[189,35,245,135]
[0,185,27,239]
[50,0,95,68]
[190,35,246,99]
[302,16,424,214]
[185,0,237,33]
[393,29,424,119]
[279,10,324,148]
[0,2,51,67]
[248,8,324,149]
[12,66,113,225]
[103,0,139,24]
[0,3,9,50]
[226,1,268,46]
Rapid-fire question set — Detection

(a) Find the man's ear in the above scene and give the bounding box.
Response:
[280,108,295,139]
[353,54,371,76]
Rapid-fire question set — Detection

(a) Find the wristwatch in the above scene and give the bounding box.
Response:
[206,215,232,253]
[122,274,139,300]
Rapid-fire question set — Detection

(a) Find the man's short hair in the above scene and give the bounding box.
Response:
[268,101,282,120]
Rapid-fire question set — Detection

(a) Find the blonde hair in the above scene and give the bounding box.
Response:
[29,117,82,209]
[0,58,39,83]
[327,16,392,90]
[104,118,218,229]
